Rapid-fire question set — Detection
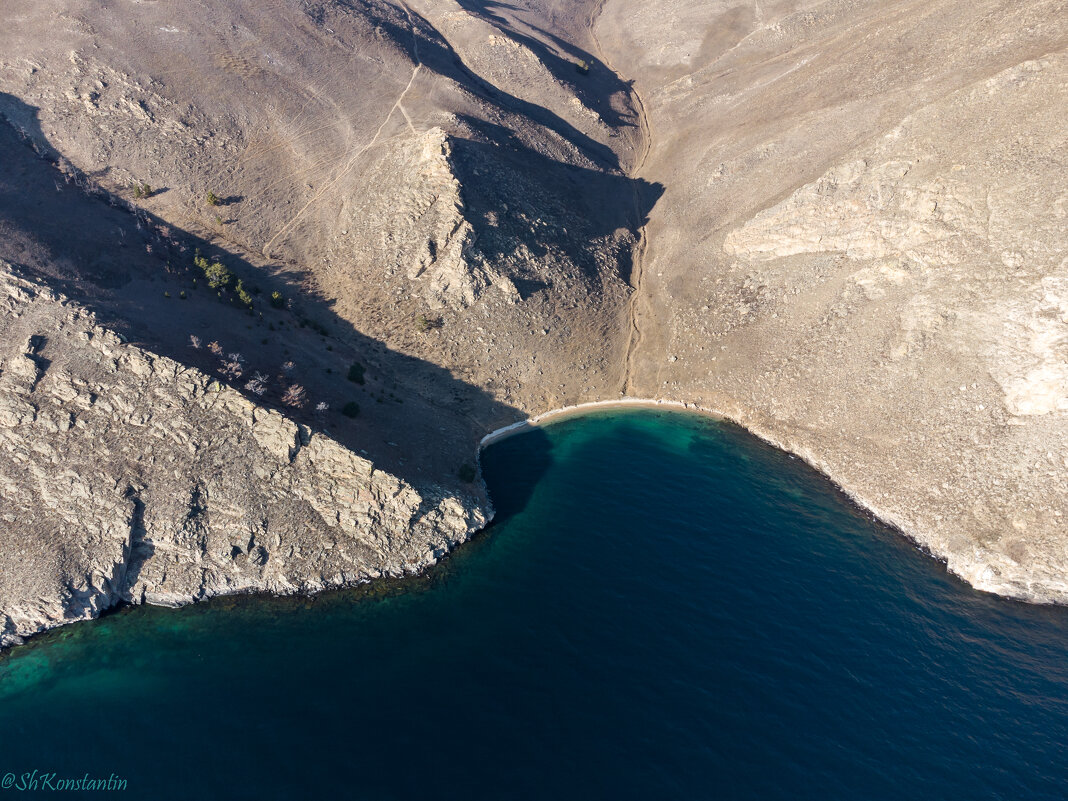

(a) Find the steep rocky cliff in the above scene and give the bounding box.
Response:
[0,264,487,647]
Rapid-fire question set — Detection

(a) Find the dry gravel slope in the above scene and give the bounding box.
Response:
[597,0,1068,600]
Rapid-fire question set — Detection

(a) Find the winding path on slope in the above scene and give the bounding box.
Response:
[261,2,424,259]
[584,0,653,396]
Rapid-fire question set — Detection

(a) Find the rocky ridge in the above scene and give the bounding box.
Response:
[0,262,487,648]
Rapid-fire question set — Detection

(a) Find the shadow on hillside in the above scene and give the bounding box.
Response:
[449,0,642,137]
[0,94,558,503]
[448,115,662,284]
[375,3,626,172]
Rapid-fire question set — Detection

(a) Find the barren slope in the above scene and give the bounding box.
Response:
[596,0,1068,599]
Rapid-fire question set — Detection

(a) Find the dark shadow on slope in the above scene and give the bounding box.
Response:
[447,115,662,285]
[373,3,623,171]
[450,0,641,130]
[0,94,552,504]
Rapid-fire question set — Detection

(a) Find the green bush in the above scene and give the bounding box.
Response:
[347,362,365,385]
[341,401,360,418]
[270,291,285,309]
[204,260,232,289]
[206,191,220,206]
[234,279,253,308]
[416,313,443,332]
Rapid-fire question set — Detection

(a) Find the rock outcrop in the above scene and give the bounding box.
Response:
[0,263,488,648]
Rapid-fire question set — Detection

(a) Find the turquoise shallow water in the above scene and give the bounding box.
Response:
[2,409,1067,799]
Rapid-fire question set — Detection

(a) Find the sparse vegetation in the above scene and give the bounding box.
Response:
[281,384,307,408]
[341,401,360,418]
[234,279,253,309]
[245,372,269,396]
[270,291,285,309]
[347,362,366,385]
[132,182,153,199]
[574,58,589,75]
[416,313,443,332]
[206,191,221,206]
[191,252,232,290]
[218,352,245,380]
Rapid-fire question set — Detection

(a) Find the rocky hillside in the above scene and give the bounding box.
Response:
[0,264,486,647]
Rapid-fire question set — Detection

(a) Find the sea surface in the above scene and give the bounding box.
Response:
[2,409,1067,799]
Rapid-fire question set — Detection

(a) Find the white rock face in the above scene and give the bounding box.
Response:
[362,127,493,310]
[0,264,488,648]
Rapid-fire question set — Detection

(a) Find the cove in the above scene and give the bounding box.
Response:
[1,408,1067,800]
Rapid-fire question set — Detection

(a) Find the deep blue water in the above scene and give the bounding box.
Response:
[2,409,1067,799]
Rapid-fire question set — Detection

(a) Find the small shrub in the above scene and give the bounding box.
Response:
[281,383,307,408]
[458,463,477,483]
[206,191,220,206]
[347,362,365,385]
[245,372,269,396]
[234,279,253,308]
[574,59,589,75]
[269,291,285,309]
[416,313,443,332]
[204,260,232,289]
[179,290,188,300]
[341,401,360,418]
[218,355,244,380]
[163,291,171,298]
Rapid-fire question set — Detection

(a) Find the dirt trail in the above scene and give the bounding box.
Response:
[262,2,424,258]
[585,0,652,396]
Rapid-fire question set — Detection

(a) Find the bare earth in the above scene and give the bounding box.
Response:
[0,0,1065,644]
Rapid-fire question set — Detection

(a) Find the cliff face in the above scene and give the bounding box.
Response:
[0,264,487,648]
